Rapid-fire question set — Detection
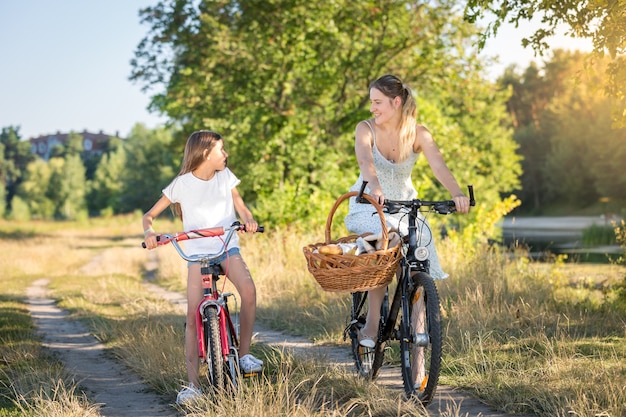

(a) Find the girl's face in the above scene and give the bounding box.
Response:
[206,140,228,170]
[369,87,400,124]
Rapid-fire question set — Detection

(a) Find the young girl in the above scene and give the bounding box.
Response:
[142,130,263,404]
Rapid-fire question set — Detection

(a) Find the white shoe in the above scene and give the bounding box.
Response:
[358,329,376,348]
[239,354,263,373]
[176,383,201,404]
[248,353,263,366]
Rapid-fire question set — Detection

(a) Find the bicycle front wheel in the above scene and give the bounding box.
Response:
[222,306,239,388]
[204,306,226,391]
[400,271,442,405]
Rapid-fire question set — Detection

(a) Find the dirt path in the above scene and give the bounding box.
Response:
[25,254,536,417]
[25,278,176,417]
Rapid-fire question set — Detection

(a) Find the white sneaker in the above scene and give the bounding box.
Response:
[358,329,376,348]
[239,354,263,373]
[176,383,201,404]
[248,353,263,366]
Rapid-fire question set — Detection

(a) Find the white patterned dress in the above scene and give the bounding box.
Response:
[344,120,448,279]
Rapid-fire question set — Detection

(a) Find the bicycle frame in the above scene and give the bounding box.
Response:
[195,261,239,365]
[379,200,431,342]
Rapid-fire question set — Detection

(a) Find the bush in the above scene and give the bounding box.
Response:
[7,197,31,221]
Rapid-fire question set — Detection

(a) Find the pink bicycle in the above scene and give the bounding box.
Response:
[143,221,264,391]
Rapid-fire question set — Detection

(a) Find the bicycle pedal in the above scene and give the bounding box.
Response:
[241,371,260,378]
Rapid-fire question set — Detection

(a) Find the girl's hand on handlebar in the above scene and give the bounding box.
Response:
[453,194,470,214]
[144,231,158,250]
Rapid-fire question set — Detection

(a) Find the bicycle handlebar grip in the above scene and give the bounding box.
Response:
[468,185,475,206]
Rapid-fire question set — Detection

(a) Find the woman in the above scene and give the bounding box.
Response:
[344,74,470,347]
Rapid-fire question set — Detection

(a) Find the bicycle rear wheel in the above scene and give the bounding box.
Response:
[203,306,226,391]
[400,271,442,405]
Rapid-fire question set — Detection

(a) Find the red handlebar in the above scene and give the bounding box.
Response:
[142,224,264,249]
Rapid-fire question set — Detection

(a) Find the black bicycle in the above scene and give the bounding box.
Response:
[345,181,475,405]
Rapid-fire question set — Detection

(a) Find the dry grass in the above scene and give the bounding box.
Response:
[436,241,626,416]
[0,216,625,416]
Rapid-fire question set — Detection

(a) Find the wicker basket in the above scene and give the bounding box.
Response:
[303,191,402,292]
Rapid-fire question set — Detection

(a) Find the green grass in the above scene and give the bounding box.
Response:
[582,223,618,246]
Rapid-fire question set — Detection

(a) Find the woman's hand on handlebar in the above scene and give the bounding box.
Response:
[369,185,385,206]
[453,194,471,214]
[242,219,258,233]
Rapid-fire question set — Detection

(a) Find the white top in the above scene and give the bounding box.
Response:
[344,119,448,279]
[163,168,241,255]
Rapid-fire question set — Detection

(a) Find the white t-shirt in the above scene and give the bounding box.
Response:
[163,168,241,255]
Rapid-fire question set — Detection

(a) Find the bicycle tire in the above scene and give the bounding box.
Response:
[204,306,226,391]
[400,271,442,405]
[350,291,385,379]
[222,308,239,388]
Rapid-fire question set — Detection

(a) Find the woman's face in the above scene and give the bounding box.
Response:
[369,87,399,124]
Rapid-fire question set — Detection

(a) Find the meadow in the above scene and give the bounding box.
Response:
[0,215,624,416]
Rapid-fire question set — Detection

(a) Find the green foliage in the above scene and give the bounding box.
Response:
[17,155,88,221]
[48,155,88,220]
[7,196,31,221]
[0,181,5,218]
[88,143,127,215]
[501,50,626,212]
[15,159,54,219]
[0,126,35,214]
[131,0,521,233]
[464,0,626,127]
[582,224,617,246]
[118,124,178,213]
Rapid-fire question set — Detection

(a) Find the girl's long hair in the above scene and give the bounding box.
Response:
[172,130,223,220]
[369,74,417,162]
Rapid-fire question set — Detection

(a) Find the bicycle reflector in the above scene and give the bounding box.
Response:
[414,246,429,261]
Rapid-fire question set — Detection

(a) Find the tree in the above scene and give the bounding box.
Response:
[501,50,626,211]
[464,0,626,127]
[118,124,177,214]
[88,138,126,215]
[0,126,35,213]
[15,159,55,219]
[131,0,522,230]
[47,155,88,220]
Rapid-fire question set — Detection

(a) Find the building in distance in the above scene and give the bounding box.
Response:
[29,130,120,161]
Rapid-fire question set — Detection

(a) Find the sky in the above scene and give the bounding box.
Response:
[0,2,593,140]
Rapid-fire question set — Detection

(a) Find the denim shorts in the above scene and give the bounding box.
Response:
[187,247,240,268]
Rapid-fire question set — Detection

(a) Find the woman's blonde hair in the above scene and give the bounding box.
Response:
[172,130,223,219]
[369,74,417,162]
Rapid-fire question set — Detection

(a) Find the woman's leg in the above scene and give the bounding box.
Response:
[185,264,203,387]
[221,254,256,356]
[361,285,386,338]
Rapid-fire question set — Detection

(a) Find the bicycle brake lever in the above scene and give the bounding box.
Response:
[384,203,401,215]
[434,202,456,215]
